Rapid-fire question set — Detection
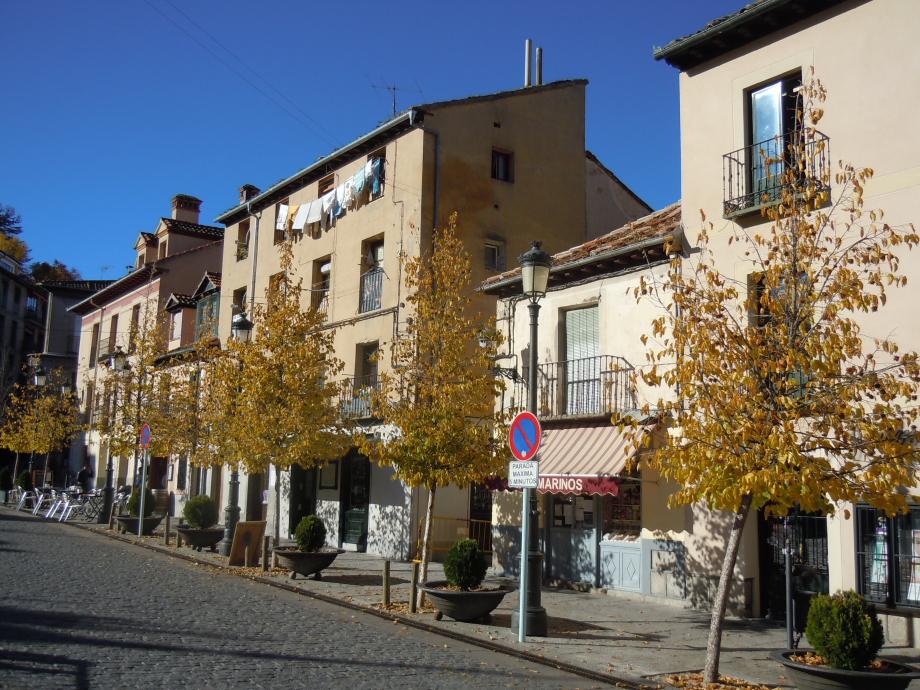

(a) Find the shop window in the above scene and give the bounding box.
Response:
[550,494,595,530]
[491,149,513,182]
[857,505,920,608]
[602,479,641,538]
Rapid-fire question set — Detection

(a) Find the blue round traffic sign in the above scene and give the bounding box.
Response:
[509,411,541,461]
[140,423,152,449]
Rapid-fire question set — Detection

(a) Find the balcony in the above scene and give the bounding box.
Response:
[338,374,380,420]
[96,339,118,364]
[723,129,830,219]
[311,284,329,315]
[358,268,383,313]
[236,243,249,261]
[506,354,637,419]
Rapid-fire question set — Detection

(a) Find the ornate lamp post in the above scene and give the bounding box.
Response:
[220,310,253,557]
[515,241,551,637]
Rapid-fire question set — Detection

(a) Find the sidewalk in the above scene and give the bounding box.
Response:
[24,510,920,689]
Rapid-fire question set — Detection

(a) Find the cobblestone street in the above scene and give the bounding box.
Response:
[0,512,602,689]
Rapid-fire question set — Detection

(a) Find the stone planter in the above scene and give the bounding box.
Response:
[176,526,224,552]
[771,650,920,690]
[421,581,513,622]
[115,514,164,536]
[274,547,344,580]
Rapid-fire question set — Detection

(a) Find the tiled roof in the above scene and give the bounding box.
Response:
[204,271,221,289]
[481,202,681,294]
[140,232,157,245]
[165,293,197,309]
[161,218,224,240]
[39,279,115,293]
[654,0,845,70]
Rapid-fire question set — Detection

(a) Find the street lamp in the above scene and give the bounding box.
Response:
[32,366,47,387]
[99,347,129,524]
[515,241,551,638]
[220,310,253,557]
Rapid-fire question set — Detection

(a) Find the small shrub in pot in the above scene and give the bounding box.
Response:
[444,539,488,590]
[805,590,884,670]
[126,488,156,518]
[294,515,327,552]
[183,495,218,529]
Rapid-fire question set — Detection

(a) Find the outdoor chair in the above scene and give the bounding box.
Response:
[31,489,54,516]
[45,492,65,519]
[15,487,35,511]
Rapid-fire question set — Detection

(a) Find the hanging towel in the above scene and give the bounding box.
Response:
[285,204,301,231]
[291,203,310,230]
[352,166,367,194]
[275,203,289,231]
[343,179,355,208]
[305,198,322,224]
[334,184,346,217]
[321,190,336,227]
[371,158,384,196]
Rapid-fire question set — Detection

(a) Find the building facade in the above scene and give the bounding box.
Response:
[71,195,223,499]
[213,79,649,559]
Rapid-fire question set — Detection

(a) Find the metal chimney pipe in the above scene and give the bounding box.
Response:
[524,39,533,87]
[536,47,543,85]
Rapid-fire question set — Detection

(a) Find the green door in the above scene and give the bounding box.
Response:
[340,450,370,551]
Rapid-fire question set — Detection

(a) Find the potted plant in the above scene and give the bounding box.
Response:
[274,515,344,580]
[421,538,512,622]
[176,495,223,551]
[772,590,920,689]
[115,488,163,536]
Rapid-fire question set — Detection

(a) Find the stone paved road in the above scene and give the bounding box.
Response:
[0,511,605,689]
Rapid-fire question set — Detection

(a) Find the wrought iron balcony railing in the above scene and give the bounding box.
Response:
[504,354,637,419]
[338,374,380,420]
[723,129,830,218]
[359,268,383,313]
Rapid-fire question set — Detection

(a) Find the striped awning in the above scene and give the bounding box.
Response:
[535,422,652,496]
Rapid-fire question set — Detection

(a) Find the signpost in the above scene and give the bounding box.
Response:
[137,423,152,538]
[508,411,541,642]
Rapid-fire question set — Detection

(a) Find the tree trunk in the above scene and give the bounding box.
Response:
[12,452,20,487]
[703,494,753,684]
[41,453,50,487]
[417,484,437,608]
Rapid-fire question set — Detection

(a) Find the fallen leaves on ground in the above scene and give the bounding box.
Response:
[372,601,437,615]
[665,673,779,690]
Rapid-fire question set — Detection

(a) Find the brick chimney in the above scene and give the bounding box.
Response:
[239,184,260,204]
[171,194,202,223]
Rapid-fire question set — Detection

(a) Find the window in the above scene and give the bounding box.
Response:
[236,220,250,261]
[563,306,600,415]
[491,149,513,182]
[195,293,219,340]
[748,74,801,201]
[318,175,335,197]
[551,494,595,530]
[232,286,247,315]
[84,381,95,425]
[108,314,118,352]
[484,241,506,272]
[129,304,141,353]
[856,506,920,609]
[602,478,641,537]
[89,323,100,367]
[311,257,331,313]
[274,198,289,245]
[359,239,384,313]
[158,241,167,260]
[169,311,182,341]
[25,296,38,316]
[177,455,188,491]
[368,149,386,201]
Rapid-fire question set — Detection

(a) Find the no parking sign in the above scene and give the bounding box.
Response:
[508,411,541,461]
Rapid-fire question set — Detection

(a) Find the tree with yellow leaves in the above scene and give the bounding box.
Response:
[359,214,510,601]
[631,76,920,683]
[194,241,350,543]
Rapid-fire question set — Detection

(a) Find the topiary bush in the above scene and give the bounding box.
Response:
[0,467,11,492]
[126,488,156,518]
[294,515,327,552]
[805,590,884,670]
[444,539,488,590]
[16,470,32,491]
[183,495,218,529]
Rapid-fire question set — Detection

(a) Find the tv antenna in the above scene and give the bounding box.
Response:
[369,79,424,117]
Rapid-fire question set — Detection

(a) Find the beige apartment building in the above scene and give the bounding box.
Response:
[213,78,649,559]
[72,195,223,502]
[652,0,920,638]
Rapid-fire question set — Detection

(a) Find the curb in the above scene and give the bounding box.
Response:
[13,508,663,690]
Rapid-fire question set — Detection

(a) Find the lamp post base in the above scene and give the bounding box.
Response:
[98,486,114,524]
[219,469,241,557]
[511,548,548,637]
[510,606,548,637]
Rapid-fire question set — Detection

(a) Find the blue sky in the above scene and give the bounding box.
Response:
[1,1,742,279]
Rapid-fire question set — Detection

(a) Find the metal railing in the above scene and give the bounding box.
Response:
[338,374,380,420]
[505,354,636,418]
[359,268,383,313]
[416,515,493,560]
[311,285,329,314]
[96,340,118,364]
[723,129,830,218]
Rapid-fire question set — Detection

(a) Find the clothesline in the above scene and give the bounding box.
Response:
[275,158,385,233]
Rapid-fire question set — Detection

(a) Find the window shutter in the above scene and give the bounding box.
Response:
[565,306,599,361]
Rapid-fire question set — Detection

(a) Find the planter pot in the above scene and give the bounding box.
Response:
[115,514,164,536]
[274,547,344,580]
[176,526,224,552]
[771,650,920,690]
[421,581,513,622]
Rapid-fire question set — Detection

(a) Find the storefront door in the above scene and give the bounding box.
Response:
[546,493,597,585]
[288,465,316,538]
[245,471,267,521]
[339,450,370,551]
